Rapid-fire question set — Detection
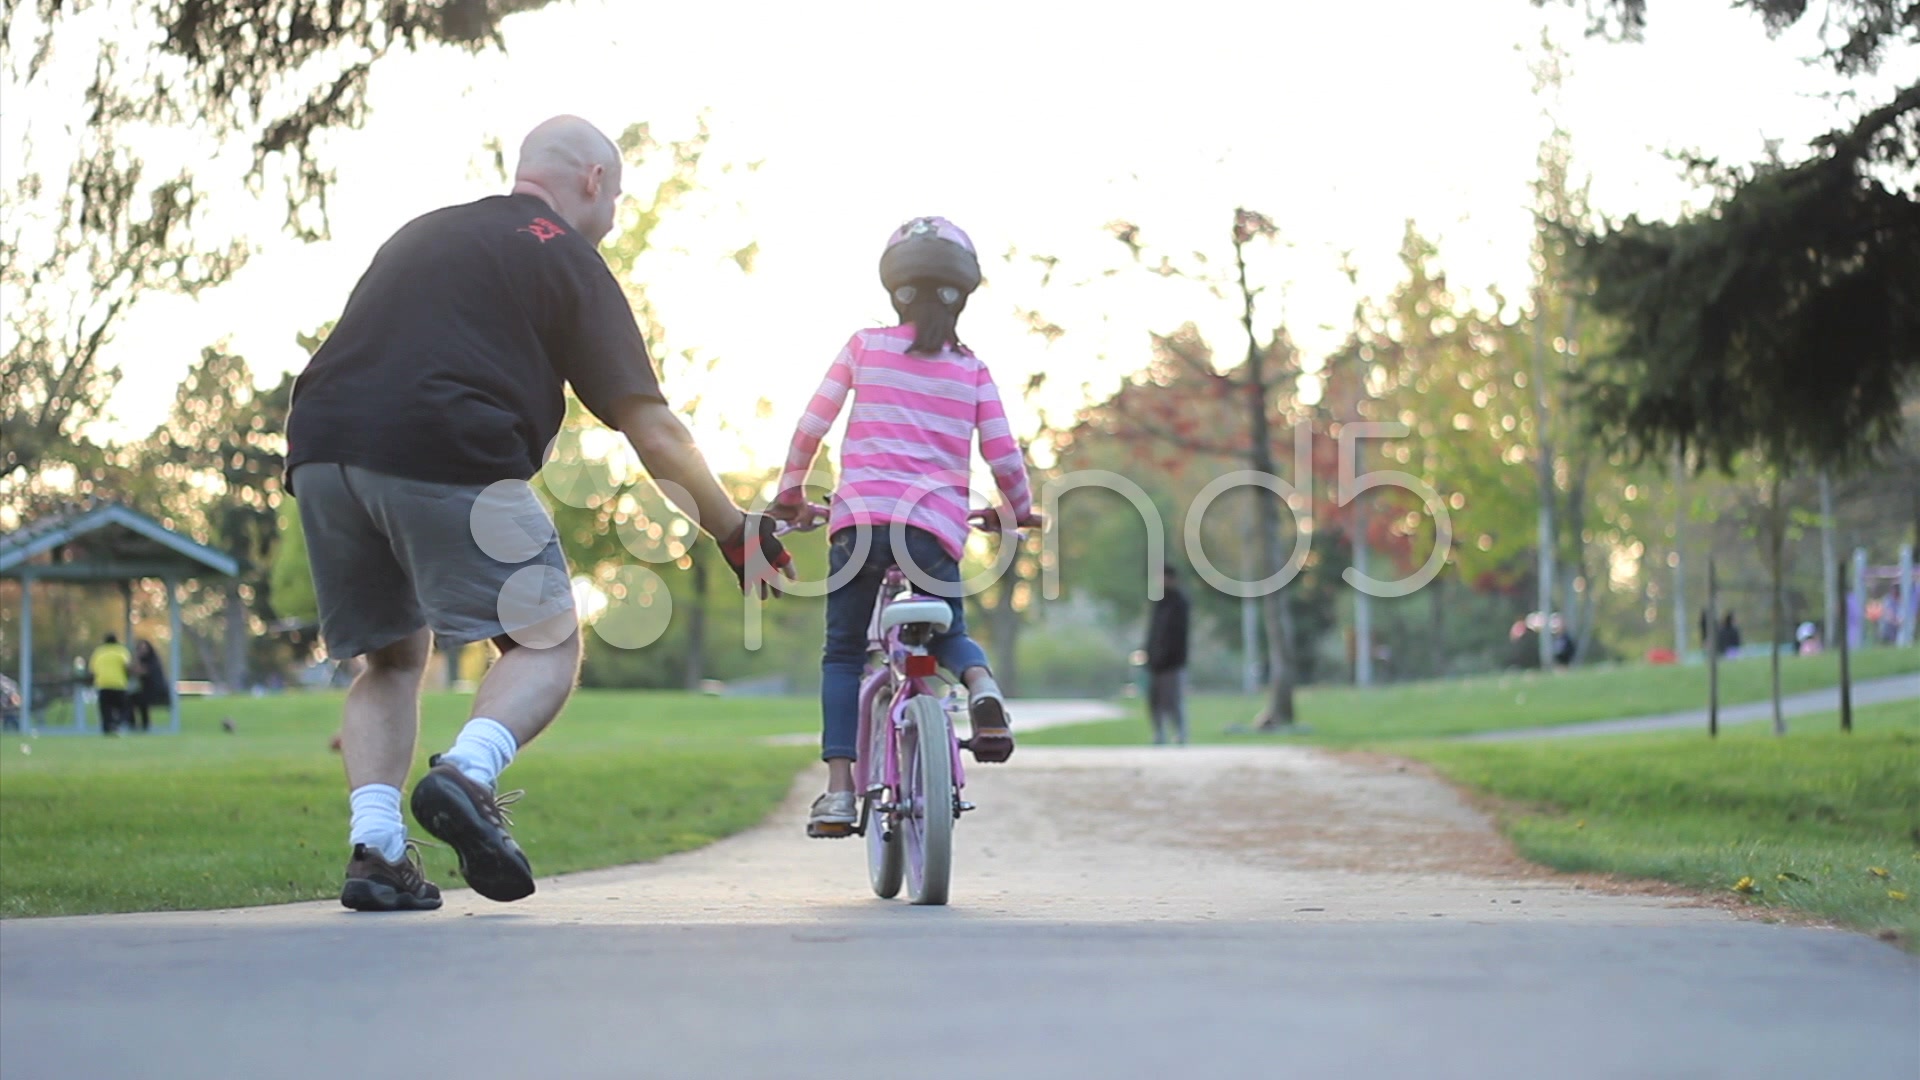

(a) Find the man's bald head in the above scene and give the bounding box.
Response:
[511,115,623,244]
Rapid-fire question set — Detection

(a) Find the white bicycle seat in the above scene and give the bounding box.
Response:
[880,598,952,635]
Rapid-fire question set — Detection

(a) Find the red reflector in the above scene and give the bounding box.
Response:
[905,654,937,677]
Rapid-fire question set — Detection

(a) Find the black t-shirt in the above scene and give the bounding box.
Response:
[286,194,665,487]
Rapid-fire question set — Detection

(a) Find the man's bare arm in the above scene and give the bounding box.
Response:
[615,398,747,542]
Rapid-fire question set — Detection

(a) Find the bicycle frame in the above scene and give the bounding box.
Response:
[851,566,967,831]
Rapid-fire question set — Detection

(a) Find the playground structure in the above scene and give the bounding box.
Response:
[0,502,238,735]
[1847,545,1916,649]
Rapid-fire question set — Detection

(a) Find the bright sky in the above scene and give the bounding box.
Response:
[22,0,1902,473]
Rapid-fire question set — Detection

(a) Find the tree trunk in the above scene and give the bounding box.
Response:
[1252,442,1299,727]
[181,622,217,683]
[1768,473,1787,736]
[1257,585,1299,727]
[1819,471,1837,646]
[683,552,708,690]
[1352,463,1375,687]
[223,582,248,692]
[1233,221,1296,730]
[443,642,462,688]
[1573,459,1601,664]
[989,546,1025,698]
[1428,568,1447,677]
[1531,294,1557,671]
[1671,451,1688,656]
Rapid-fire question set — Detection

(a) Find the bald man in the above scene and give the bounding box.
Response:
[287,116,790,912]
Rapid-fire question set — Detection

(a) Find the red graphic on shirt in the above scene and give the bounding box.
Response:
[519,218,566,243]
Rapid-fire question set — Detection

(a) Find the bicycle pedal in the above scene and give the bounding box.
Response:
[957,801,976,814]
[805,821,856,839]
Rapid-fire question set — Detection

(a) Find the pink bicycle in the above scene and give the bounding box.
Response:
[779,511,1015,906]
[851,561,974,905]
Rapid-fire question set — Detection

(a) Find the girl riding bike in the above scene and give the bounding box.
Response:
[774,216,1039,838]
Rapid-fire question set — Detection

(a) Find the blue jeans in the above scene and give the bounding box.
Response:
[821,526,989,761]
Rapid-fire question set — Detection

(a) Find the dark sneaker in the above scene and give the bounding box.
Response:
[410,756,535,902]
[341,842,443,912]
[965,686,1015,763]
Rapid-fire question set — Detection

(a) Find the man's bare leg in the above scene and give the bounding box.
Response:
[411,619,579,903]
[341,628,433,906]
[427,620,580,791]
[342,629,432,791]
[470,623,583,748]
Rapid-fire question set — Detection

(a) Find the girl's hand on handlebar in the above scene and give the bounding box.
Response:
[769,500,830,534]
[969,506,1045,532]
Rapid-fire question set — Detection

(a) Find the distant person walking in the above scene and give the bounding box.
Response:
[130,639,169,731]
[1145,564,1191,746]
[1719,612,1742,656]
[88,633,133,735]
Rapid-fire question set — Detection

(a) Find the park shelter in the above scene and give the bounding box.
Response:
[1,501,238,733]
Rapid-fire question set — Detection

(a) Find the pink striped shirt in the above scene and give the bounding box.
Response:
[778,325,1033,560]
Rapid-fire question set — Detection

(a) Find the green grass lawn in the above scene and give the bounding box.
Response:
[1397,702,1920,945]
[0,691,817,918]
[1023,646,1920,746]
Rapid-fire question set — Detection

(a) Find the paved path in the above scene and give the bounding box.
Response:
[3,747,1914,1079]
[1463,673,1920,741]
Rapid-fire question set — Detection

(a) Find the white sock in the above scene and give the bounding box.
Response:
[348,784,407,863]
[441,717,517,789]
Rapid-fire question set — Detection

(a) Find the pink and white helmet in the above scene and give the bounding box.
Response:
[879,216,981,296]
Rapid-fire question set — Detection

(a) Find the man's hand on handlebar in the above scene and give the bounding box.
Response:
[718,513,797,599]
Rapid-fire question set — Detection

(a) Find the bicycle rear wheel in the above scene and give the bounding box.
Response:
[865,689,903,899]
[899,695,954,906]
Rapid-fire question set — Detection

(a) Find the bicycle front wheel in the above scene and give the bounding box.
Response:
[865,689,904,899]
[899,695,954,906]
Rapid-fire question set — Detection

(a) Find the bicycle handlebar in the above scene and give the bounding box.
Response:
[768,503,1036,538]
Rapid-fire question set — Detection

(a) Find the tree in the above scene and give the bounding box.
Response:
[1563,0,1919,729]
[1571,90,1920,474]
[1354,225,1541,672]
[1561,0,1917,466]
[133,346,296,687]
[1053,210,1379,725]
[1,0,561,505]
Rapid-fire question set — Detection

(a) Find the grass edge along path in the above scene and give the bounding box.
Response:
[0,691,817,918]
[1393,701,1920,949]
[1022,647,1920,746]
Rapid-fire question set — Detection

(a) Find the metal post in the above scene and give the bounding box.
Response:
[1852,547,1870,649]
[18,572,33,734]
[1707,555,1719,739]
[166,577,184,734]
[1837,558,1852,734]
[121,580,134,651]
[1898,544,1915,648]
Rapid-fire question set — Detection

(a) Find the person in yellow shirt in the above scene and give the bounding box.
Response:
[89,633,133,735]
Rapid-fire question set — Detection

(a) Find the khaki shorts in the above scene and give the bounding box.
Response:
[291,463,574,659]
